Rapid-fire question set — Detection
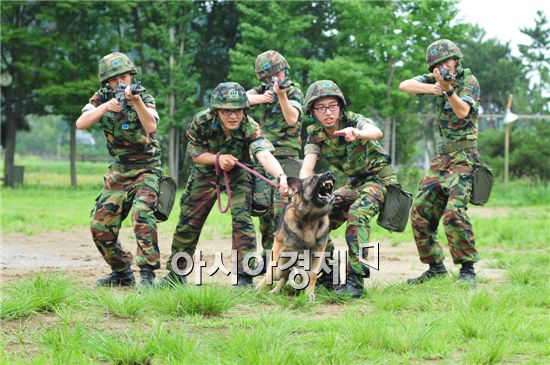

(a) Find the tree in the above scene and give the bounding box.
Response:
[308,0,468,165]
[519,10,550,113]
[460,27,528,127]
[228,1,316,88]
[1,1,54,186]
[35,2,113,186]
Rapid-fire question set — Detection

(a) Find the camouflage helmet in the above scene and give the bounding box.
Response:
[426,39,463,72]
[98,52,137,83]
[304,80,347,114]
[255,50,290,80]
[210,82,249,110]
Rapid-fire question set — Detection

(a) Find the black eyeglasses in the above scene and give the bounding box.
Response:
[219,109,244,116]
[313,104,339,113]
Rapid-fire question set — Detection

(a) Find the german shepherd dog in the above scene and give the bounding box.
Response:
[256,172,335,300]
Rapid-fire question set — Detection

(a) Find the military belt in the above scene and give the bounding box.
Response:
[110,162,160,173]
[436,140,477,156]
[348,165,395,187]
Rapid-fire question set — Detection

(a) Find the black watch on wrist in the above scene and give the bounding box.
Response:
[445,88,454,97]
[277,173,287,183]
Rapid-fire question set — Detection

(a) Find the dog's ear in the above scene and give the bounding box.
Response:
[286,177,302,194]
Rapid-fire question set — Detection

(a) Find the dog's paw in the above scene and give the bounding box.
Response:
[307,292,316,302]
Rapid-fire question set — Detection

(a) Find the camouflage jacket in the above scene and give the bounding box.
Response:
[250,81,303,158]
[186,109,275,175]
[414,67,480,141]
[88,91,161,167]
[304,111,391,177]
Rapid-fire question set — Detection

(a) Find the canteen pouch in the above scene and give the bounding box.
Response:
[377,183,413,232]
[470,163,493,206]
[154,176,177,222]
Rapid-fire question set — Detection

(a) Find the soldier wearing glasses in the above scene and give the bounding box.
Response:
[300,80,398,298]
[161,82,288,287]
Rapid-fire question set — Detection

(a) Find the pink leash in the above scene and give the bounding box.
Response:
[215,152,279,214]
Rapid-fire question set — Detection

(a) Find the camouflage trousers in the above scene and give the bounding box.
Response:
[328,174,397,277]
[411,149,480,265]
[168,167,255,274]
[91,167,161,271]
[259,157,302,251]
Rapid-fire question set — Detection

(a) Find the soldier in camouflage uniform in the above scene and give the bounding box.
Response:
[76,52,162,287]
[247,50,303,254]
[300,80,398,298]
[161,82,289,288]
[399,39,481,285]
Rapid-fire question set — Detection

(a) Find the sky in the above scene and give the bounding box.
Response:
[457,0,549,55]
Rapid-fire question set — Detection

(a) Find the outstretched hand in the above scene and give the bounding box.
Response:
[333,127,359,142]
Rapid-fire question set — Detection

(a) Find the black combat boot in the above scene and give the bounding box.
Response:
[157,271,187,287]
[316,272,336,290]
[139,268,156,288]
[335,271,364,298]
[457,262,477,285]
[237,273,253,288]
[407,262,448,284]
[96,268,135,287]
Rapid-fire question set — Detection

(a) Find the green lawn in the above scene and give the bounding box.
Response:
[1,253,549,364]
[1,156,549,364]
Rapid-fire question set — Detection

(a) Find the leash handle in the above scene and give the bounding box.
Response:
[215,153,231,213]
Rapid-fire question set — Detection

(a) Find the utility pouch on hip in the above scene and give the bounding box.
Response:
[154,176,177,222]
[470,163,493,206]
[377,183,413,232]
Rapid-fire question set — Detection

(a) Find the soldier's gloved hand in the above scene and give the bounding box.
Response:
[262,90,274,104]
[102,98,121,113]
[333,127,359,142]
[219,154,238,171]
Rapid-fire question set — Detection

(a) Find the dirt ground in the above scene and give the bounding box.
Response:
[1,206,508,287]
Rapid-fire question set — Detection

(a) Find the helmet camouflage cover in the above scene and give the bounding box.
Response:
[255,50,290,80]
[98,52,137,83]
[426,39,463,71]
[210,82,249,110]
[304,80,347,114]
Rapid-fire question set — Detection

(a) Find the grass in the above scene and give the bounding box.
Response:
[2,156,549,363]
[2,251,549,364]
[148,284,242,316]
[0,273,72,320]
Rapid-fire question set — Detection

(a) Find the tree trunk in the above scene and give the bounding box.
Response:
[70,122,77,186]
[383,117,392,152]
[3,85,18,187]
[383,60,396,153]
[167,26,179,185]
[3,115,17,187]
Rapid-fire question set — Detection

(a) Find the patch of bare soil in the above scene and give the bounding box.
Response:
[1,226,506,287]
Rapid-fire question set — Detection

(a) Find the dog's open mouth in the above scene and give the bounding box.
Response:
[313,172,336,206]
[318,179,334,200]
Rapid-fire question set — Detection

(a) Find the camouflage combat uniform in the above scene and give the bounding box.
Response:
[250,50,304,250]
[87,88,162,272]
[305,111,396,278]
[251,81,303,250]
[167,110,275,275]
[410,66,481,265]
